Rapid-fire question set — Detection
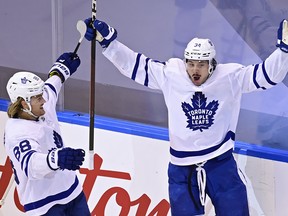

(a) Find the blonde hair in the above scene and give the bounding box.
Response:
[7,98,23,118]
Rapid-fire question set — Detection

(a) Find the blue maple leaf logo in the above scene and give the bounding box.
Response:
[181,92,219,132]
[21,77,30,84]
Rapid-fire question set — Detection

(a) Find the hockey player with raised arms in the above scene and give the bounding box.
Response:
[83,18,288,215]
[4,53,90,215]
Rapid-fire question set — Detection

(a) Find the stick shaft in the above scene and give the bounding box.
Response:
[89,0,97,170]
[89,39,95,152]
[73,42,81,56]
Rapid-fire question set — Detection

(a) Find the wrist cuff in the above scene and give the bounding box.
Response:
[47,148,59,171]
[49,62,71,82]
[49,71,64,83]
[277,42,288,53]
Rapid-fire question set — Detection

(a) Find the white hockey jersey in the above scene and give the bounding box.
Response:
[4,76,82,216]
[103,40,288,165]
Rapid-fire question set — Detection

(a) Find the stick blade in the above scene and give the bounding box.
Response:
[76,20,87,42]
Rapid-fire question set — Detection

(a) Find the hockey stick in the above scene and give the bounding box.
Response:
[0,176,14,207]
[89,0,97,170]
[73,20,87,56]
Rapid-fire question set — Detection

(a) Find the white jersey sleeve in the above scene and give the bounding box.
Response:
[233,49,288,93]
[103,40,169,90]
[43,75,62,109]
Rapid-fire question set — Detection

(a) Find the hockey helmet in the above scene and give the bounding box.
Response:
[6,71,45,103]
[184,38,216,73]
[184,38,216,60]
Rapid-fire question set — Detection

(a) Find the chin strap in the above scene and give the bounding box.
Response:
[21,102,39,120]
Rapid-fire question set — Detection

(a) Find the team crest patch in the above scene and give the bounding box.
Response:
[21,77,30,84]
[181,92,219,132]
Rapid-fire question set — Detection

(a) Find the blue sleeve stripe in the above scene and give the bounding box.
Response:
[24,151,36,177]
[144,58,150,86]
[170,131,235,158]
[252,64,261,89]
[131,55,163,86]
[45,83,57,97]
[131,53,141,80]
[252,64,266,90]
[24,176,79,211]
[20,150,36,175]
[152,60,166,65]
[262,60,277,86]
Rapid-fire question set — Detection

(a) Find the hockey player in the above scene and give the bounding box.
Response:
[83,18,288,216]
[4,53,90,216]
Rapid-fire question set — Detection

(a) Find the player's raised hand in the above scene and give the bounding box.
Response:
[84,18,95,41]
[277,19,288,53]
[48,52,81,83]
[47,147,85,171]
[84,18,117,48]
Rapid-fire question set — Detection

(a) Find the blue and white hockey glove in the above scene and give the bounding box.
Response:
[84,18,117,48]
[47,147,85,171]
[84,18,96,41]
[276,19,288,53]
[48,52,81,83]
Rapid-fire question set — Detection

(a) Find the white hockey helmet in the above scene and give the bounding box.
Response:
[6,71,45,103]
[184,38,216,73]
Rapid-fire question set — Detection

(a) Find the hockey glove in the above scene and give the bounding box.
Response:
[84,18,117,48]
[47,147,85,171]
[48,52,81,83]
[276,19,288,53]
[84,18,96,41]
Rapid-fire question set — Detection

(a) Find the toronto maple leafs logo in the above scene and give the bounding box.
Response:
[181,92,219,132]
[21,77,30,84]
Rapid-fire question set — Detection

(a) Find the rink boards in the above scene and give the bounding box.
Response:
[1,99,288,216]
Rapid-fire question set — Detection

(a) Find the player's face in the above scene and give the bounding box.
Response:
[186,60,209,86]
[30,94,46,116]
